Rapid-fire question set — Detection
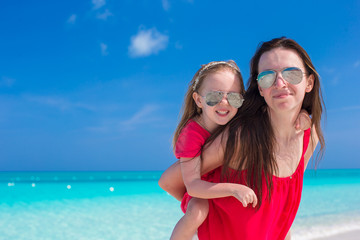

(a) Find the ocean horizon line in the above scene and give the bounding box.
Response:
[1,167,360,172]
[1,168,359,183]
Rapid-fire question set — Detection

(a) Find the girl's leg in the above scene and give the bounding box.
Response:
[158,161,186,201]
[170,198,209,240]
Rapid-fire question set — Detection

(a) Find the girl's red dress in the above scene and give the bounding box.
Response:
[174,119,211,213]
[196,128,311,240]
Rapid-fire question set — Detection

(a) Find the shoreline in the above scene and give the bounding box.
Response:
[313,229,360,240]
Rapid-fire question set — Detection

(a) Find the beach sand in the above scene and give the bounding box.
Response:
[314,229,360,240]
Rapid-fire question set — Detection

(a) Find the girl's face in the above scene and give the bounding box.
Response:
[257,48,314,114]
[193,70,241,132]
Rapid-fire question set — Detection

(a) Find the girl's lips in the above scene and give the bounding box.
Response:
[216,110,229,116]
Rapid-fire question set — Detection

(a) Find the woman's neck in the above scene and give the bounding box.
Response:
[269,106,301,141]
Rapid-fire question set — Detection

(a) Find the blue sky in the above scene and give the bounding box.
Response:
[1,0,359,171]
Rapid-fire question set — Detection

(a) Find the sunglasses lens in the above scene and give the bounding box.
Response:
[227,93,244,108]
[282,67,303,85]
[257,70,276,88]
[205,92,223,106]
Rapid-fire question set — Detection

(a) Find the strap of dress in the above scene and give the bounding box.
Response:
[294,128,311,178]
[302,128,311,156]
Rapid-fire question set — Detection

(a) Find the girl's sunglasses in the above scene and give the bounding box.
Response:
[202,91,244,108]
[257,67,304,89]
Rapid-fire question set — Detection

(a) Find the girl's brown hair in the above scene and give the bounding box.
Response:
[218,37,325,207]
[172,60,245,150]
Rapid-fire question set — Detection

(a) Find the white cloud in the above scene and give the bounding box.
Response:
[25,95,96,112]
[92,0,106,9]
[120,104,160,128]
[96,9,113,20]
[28,96,70,111]
[354,61,360,68]
[0,76,15,87]
[128,27,169,58]
[162,0,170,11]
[100,43,108,56]
[67,14,77,24]
[85,104,161,133]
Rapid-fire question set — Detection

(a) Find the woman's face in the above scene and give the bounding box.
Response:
[257,47,314,113]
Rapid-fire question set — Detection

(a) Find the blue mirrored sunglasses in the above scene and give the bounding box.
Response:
[257,67,304,89]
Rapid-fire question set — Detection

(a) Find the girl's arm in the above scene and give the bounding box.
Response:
[158,132,231,201]
[181,154,258,208]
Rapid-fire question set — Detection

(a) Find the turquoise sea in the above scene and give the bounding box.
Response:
[1,169,360,240]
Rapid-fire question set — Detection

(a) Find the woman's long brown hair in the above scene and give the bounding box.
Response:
[208,37,325,207]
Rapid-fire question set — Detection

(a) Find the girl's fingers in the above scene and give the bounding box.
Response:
[252,195,258,208]
[237,190,258,208]
[241,194,248,204]
[295,118,300,130]
[241,198,247,207]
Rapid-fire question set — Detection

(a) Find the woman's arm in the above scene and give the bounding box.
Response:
[158,132,228,201]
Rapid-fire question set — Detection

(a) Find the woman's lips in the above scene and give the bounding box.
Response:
[273,91,291,99]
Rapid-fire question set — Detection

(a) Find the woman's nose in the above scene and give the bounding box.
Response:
[274,73,287,88]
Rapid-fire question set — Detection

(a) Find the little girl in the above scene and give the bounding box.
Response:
[168,60,256,240]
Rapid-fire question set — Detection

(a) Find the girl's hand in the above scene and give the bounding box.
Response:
[232,185,258,208]
[295,109,311,131]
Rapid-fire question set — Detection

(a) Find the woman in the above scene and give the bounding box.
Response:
[160,37,325,239]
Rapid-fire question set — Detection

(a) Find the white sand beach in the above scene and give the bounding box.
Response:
[314,229,360,240]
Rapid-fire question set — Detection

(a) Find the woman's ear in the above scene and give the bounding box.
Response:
[306,74,314,93]
[193,92,203,108]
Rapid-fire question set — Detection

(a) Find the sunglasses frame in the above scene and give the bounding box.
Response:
[257,67,304,89]
[201,91,244,108]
